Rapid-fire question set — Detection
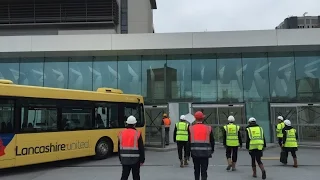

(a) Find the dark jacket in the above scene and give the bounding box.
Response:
[188,122,215,158]
[118,127,145,164]
[173,120,190,142]
[222,123,243,147]
[282,126,298,150]
[245,124,267,150]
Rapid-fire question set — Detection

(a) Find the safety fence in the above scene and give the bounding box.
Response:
[145,125,165,148]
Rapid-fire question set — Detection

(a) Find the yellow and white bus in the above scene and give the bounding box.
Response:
[0,79,145,169]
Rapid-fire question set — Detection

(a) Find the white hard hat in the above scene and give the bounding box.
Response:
[248,117,256,123]
[228,115,235,122]
[284,119,291,126]
[180,115,186,120]
[277,116,284,120]
[126,115,137,124]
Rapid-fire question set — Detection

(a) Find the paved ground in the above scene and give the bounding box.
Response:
[0,147,320,180]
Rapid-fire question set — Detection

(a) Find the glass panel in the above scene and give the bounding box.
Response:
[141,55,166,103]
[68,57,93,91]
[62,108,92,131]
[242,53,270,101]
[166,55,192,100]
[118,56,142,94]
[44,57,68,88]
[21,107,58,132]
[269,52,296,102]
[191,54,217,102]
[19,58,44,86]
[92,56,118,90]
[218,107,245,124]
[246,102,271,142]
[217,54,243,102]
[0,58,19,84]
[295,52,320,101]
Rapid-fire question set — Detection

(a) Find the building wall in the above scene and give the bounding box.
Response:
[127,0,153,33]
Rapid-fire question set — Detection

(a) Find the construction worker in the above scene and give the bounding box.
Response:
[276,116,285,147]
[162,113,171,145]
[246,117,266,180]
[223,115,242,171]
[189,111,215,180]
[173,115,190,167]
[282,119,298,168]
[118,116,145,180]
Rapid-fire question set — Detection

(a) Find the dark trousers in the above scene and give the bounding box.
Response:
[284,149,297,158]
[249,149,263,167]
[225,146,238,162]
[165,127,170,145]
[278,138,283,146]
[177,141,189,160]
[192,157,209,180]
[121,163,140,180]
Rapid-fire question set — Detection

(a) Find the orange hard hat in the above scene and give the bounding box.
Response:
[194,111,204,121]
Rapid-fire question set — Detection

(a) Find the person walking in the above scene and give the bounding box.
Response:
[246,117,266,180]
[223,115,242,171]
[173,115,190,167]
[276,116,285,147]
[189,111,215,180]
[118,116,145,180]
[162,113,171,146]
[282,119,298,168]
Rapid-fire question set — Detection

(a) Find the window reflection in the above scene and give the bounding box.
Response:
[19,58,44,86]
[191,54,217,102]
[92,56,118,90]
[0,58,19,84]
[141,55,166,103]
[295,52,320,101]
[269,52,296,101]
[44,57,68,88]
[68,57,93,91]
[242,53,270,101]
[166,55,192,100]
[217,54,243,102]
[118,56,141,94]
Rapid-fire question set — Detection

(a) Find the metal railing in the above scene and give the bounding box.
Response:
[145,125,165,148]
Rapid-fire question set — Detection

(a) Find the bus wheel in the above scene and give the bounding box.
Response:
[94,138,112,160]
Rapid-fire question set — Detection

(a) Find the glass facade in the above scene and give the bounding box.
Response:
[0,52,319,103]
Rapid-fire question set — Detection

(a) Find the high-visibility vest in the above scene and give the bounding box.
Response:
[176,121,189,141]
[118,128,141,165]
[189,123,212,157]
[246,126,264,150]
[276,122,285,138]
[224,124,240,146]
[163,118,171,127]
[284,128,298,148]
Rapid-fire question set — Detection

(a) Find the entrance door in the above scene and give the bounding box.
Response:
[191,104,246,142]
[144,105,168,147]
[270,103,320,143]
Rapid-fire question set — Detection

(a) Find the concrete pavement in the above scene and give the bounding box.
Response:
[1,148,320,180]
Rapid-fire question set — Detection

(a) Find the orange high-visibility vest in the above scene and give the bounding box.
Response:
[163,118,171,127]
[189,123,212,157]
[118,128,141,165]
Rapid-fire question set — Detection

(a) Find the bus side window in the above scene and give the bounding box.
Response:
[0,99,15,134]
[61,108,92,131]
[123,103,144,128]
[95,103,118,129]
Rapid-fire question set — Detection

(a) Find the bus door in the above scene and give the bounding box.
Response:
[0,99,16,168]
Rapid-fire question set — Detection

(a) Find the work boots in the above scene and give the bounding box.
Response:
[226,158,232,171]
[184,158,189,166]
[180,159,183,168]
[258,164,266,180]
[293,158,298,168]
[252,167,257,178]
[231,162,236,171]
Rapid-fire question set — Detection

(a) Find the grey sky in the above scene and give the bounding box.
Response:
[153,0,320,33]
